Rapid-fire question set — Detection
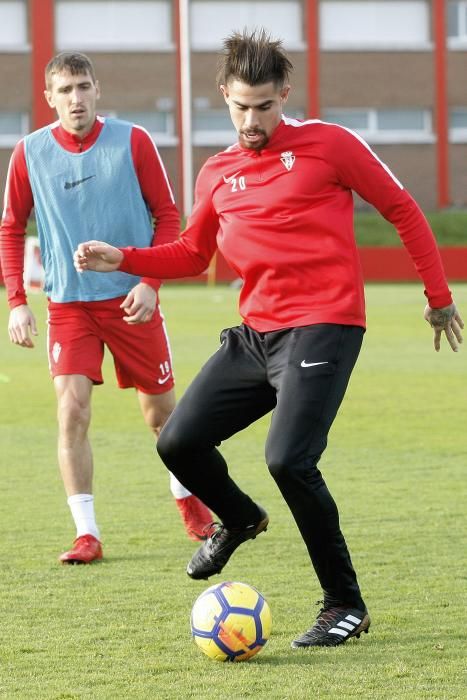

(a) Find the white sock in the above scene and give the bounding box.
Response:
[67,494,100,540]
[169,472,192,499]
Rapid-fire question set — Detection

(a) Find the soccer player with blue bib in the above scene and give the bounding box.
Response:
[0,52,213,564]
[74,32,463,645]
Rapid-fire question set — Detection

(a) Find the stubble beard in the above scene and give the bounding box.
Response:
[238,129,269,151]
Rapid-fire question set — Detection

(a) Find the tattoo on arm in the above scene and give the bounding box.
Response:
[430,307,453,327]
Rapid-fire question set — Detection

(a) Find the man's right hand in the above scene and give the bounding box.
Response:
[8,304,38,348]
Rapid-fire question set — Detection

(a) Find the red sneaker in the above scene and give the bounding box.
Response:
[175,495,215,542]
[59,534,103,564]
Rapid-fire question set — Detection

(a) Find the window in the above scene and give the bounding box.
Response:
[55,1,173,51]
[448,1,467,46]
[377,110,427,132]
[0,0,28,50]
[103,110,177,146]
[450,108,467,141]
[322,108,434,144]
[322,110,369,131]
[193,109,237,146]
[191,1,304,50]
[320,1,431,50]
[0,111,29,146]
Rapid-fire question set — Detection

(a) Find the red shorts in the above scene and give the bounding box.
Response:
[47,297,174,394]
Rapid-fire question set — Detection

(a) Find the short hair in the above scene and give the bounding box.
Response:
[45,52,96,89]
[216,28,293,90]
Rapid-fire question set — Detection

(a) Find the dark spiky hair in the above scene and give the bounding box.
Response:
[216,28,293,89]
[45,52,96,89]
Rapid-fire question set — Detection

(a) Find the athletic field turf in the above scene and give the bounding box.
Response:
[0,284,465,699]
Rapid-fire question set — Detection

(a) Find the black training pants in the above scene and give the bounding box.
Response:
[157,323,365,608]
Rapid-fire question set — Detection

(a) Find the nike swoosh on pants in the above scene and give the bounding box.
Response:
[300,361,329,368]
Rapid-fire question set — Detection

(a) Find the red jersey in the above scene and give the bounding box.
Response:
[119,117,452,332]
[0,117,180,308]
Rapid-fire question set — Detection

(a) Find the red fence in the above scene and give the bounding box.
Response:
[183,247,467,284]
[358,247,467,282]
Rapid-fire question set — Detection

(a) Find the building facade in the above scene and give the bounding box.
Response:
[0,0,466,214]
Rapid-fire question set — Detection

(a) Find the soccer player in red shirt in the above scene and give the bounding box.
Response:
[0,52,213,564]
[74,32,463,645]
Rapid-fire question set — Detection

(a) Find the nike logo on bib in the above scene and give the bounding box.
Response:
[300,360,329,368]
[64,175,96,190]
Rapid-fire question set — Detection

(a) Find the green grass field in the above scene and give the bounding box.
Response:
[0,284,466,699]
[353,209,467,247]
[25,208,467,247]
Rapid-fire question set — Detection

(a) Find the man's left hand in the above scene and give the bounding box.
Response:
[120,283,157,324]
[424,303,464,352]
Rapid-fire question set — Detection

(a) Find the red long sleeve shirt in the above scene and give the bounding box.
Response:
[0,117,180,308]
[119,117,452,332]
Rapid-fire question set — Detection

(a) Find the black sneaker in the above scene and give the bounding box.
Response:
[291,602,371,648]
[186,505,269,580]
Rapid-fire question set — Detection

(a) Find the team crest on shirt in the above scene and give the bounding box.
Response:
[280,151,295,171]
[52,342,61,363]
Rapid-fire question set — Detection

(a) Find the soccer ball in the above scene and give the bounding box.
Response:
[190,581,272,662]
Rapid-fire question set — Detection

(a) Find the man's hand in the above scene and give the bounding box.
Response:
[74,241,123,272]
[8,304,38,348]
[120,283,157,324]
[424,303,464,352]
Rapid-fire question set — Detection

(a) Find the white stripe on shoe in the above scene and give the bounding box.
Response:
[347,614,363,624]
[329,614,363,638]
[337,620,356,631]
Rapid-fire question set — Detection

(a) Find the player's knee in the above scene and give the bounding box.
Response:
[57,398,91,440]
[140,390,175,437]
[266,455,292,482]
[147,412,170,439]
[157,420,193,463]
[155,404,176,436]
[266,449,324,487]
[266,443,298,481]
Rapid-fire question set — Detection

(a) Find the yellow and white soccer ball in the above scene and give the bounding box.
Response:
[190,581,272,662]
